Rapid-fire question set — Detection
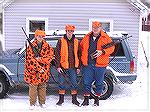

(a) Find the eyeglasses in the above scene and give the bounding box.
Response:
[92,27,101,30]
[36,35,45,38]
[67,30,74,32]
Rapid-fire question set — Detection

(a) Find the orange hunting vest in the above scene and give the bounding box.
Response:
[60,37,79,69]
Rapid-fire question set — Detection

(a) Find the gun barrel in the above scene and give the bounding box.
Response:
[102,35,132,49]
[21,27,29,39]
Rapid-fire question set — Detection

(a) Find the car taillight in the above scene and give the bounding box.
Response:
[130,60,134,73]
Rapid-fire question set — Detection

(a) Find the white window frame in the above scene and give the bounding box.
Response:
[26,17,48,36]
[89,18,114,32]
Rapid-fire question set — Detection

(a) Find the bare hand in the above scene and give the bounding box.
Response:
[36,57,42,61]
[57,67,63,73]
[76,69,80,74]
[92,50,103,58]
[40,69,44,73]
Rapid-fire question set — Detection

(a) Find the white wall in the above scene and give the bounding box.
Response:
[3,3,140,50]
[14,0,127,3]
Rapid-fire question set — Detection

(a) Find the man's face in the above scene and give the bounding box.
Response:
[36,35,44,42]
[66,30,74,38]
[92,26,101,35]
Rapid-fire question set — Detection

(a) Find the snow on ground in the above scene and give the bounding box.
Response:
[0,31,150,112]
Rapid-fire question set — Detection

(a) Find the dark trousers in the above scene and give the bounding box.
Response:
[82,65,106,95]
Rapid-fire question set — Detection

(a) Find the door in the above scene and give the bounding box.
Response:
[109,40,130,73]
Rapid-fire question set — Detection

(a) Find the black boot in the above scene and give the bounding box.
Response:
[94,96,99,106]
[81,96,89,106]
[56,94,64,106]
[72,94,80,106]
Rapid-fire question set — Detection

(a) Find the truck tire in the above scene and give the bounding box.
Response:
[90,76,113,100]
[0,77,9,99]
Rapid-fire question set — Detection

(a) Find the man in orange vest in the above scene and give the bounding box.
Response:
[24,29,54,109]
[80,21,115,106]
[55,24,80,106]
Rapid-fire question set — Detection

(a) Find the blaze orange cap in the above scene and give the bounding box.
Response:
[92,21,101,28]
[65,25,75,31]
[34,29,46,37]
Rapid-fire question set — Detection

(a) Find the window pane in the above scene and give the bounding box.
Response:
[29,34,34,40]
[110,40,125,56]
[101,22,110,32]
[47,40,58,48]
[29,20,45,32]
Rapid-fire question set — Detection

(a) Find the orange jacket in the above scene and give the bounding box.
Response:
[60,37,79,69]
[80,30,115,67]
[24,39,54,85]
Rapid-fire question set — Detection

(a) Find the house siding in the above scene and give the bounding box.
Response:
[4,2,140,72]
[14,0,127,3]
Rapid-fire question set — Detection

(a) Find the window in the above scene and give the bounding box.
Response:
[29,20,45,32]
[89,18,113,32]
[26,17,48,38]
[110,40,125,56]
[46,40,58,48]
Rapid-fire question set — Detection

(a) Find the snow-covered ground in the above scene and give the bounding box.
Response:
[0,32,149,112]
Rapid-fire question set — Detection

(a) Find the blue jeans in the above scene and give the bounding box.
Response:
[82,65,106,95]
[58,68,78,90]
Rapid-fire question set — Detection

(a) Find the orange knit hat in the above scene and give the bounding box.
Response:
[92,21,101,28]
[34,29,46,37]
[65,24,75,31]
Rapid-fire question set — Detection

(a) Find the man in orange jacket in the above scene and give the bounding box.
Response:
[80,21,115,106]
[55,24,80,106]
[24,29,54,109]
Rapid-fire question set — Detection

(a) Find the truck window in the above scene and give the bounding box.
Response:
[47,40,58,48]
[110,42,125,56]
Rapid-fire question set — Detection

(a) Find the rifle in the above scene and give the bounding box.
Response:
[21,27,40,58]
[102,35,132,49]
[91,35,132,59]
[21,27,46,75]
[21,27,76,85]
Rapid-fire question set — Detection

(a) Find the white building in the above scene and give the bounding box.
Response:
[0,0,149,71]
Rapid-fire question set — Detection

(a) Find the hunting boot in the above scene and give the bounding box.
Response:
[81,96,89,106]
[94,96,99,106]
[56,94,64,106]
[72,94,80,106]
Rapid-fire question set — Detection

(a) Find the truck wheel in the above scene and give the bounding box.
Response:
[90,76,113,100]
[0,77,9,99]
